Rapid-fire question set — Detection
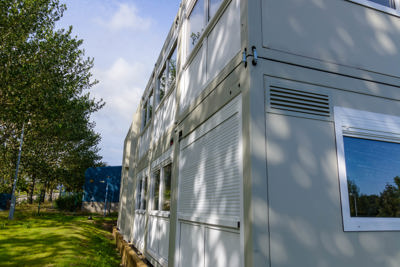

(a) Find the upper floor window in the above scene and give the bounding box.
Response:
[141,91,154,130]
[188,0,223,53]
[347,0,400,13]
[335,106,400,231]
[369,0,396,8]
[157,45,177,105]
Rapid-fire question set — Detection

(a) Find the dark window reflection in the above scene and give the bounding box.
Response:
[343,136,400,217]
[369,0,395,8]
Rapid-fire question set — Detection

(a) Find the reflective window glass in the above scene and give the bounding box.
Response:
[158,67,166,103]
[343,136,400,218]
[136,178,142,210]
[168,47,177,90]
[209,0,223,20]
[153,170,160,210]
[162,164,172,211]
[142,176,147,210]
[369,0,394,8]
[188,0,204,52]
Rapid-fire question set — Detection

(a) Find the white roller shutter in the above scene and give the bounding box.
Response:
[178,95,242,227]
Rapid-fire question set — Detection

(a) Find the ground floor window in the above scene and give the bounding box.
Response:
[135,175,147,211]
[151,163,172,212]
[335,106,400,231]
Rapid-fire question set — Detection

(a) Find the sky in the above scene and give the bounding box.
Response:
[56,0,182,166]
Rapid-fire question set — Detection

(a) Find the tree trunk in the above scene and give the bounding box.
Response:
[28,175,36,204]
[49,186,53,202]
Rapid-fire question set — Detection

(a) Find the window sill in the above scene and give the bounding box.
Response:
[148,210,170,218]
[135,210,146,215]
[345,0,400,17]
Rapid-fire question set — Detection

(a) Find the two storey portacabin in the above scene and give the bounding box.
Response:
[117,0,400,266]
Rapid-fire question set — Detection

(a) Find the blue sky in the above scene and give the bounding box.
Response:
[56,1,181,165]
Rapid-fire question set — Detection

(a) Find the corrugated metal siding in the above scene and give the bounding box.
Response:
[178,96,241,226]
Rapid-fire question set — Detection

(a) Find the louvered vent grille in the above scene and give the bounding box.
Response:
[269,86,330,117]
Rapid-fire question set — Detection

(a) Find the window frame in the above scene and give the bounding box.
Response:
[141,89,154,131]
[186,0,224,56]
[346,0,400,16]
[135,173,148,212]
[150,162,173,215]
[334,106,400,231]
[149,148,174,217]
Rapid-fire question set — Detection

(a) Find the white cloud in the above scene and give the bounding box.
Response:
[93,57,147,120]
[91,57,151,165]
[98,3,152,31]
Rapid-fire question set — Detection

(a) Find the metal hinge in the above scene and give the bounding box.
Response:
[242,46,258,68]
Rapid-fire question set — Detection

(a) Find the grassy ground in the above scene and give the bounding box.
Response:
[0,203,120,267]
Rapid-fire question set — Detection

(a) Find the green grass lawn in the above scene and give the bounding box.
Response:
[0,204,120,267]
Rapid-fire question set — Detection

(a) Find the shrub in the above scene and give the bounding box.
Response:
[54,193,83,212]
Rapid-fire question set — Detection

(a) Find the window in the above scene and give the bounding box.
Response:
[136,175,148,210]
[162,164,172,211]
[335,106,400,231]
[152,170,161,210]
[188,0,204,52]
[347,0,400,13]
[187,0,223,53]
[148,93,153,121]
[151,163,173,212]
[142,176,148,210]
[209,0,223,19]
[158,67,167,104]
[136,177,142,210]
[167,47,177,91]
[369,0,396,8]
[157,45,177,105]
[141,91,154,130]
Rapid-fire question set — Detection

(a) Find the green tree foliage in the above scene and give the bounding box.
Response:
[0,0,104,197]
[349,176,400,218]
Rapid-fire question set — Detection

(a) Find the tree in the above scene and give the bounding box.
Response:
[0,0,104,213]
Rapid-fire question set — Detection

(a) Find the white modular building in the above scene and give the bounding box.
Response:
[117,0,400,266]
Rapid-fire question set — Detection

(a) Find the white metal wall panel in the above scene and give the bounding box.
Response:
[178,222,240,267]
[147,216,159,254]
[123,174,134,241]
[117,173,128,234]
[147,215,170,264]
[133,213,146,251]
[180,44,207,113]
[205,228,240,267]
[153,89,177,142]
[138,126,151,159]
[178,96,241,227]
[179,223,204,267]
[158,218,170,260]
[206,0,240,82]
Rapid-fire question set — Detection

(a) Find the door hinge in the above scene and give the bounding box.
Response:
[242,46,258,68]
